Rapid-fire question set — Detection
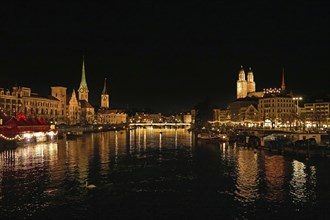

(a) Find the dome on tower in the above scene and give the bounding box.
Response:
[238,65,246,81]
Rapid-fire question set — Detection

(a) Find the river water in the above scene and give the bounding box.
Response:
[0,127,329,219]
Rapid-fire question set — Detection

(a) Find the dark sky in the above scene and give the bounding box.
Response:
[1,1,329,113]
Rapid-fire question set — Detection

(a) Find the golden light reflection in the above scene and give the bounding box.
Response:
[130,127,192,150]
[129,129,134,155]
[175,129,178,148]
[290,160,307,204]
[0,142,58,177]
[265,155,285,201]
[159,132,162,151]
[137,128,141,153]
[235,149,259,203]
[115,131,118,164]
[143,128,147,151]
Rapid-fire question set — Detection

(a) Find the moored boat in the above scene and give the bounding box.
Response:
[197,132,220,143]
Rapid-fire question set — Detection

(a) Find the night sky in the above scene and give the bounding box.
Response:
[1,1,329,113]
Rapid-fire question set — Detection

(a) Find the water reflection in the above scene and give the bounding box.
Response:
[290,160,317,204]
[235,149,259,203]
[265,155,285,201]
[0,128,326,219]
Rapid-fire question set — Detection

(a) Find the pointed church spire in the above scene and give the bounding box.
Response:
[281,67,286,91]
[79,56,88,89]
[100,77,109,109]
[78,55,89,102]
[102,78,108,94]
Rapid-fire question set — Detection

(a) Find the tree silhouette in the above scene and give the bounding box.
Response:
[194,97,213,132]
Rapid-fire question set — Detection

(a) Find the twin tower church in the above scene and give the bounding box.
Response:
[236,65,287,100]
[236,66,256,99]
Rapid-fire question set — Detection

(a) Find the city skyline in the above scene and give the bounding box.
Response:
[1,1,329,112]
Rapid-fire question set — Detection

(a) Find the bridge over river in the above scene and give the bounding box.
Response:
[129,122,191,128]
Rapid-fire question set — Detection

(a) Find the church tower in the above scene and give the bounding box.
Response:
[237,66,247,99]
[247,67,256,93]
[101,78,109,109]
[78,56,89,102]
[281,68,286,92]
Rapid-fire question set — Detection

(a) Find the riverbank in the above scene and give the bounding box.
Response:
[56,124,127,138]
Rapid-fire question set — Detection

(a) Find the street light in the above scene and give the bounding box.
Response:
[293,97,303,130]
[293,97,303,114]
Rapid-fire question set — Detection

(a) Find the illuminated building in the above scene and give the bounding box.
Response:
[183,112,192,123]
[77,56,95,124]
[236,66,248,99]
[228,67,301,127]
[300,97,330,129]
[258,92,296,128]
[237,66,256,99]
[213,109,221,122]
[0,86,60,121]
[97,78,127,125]
[97,109,127,125]
[66,89,81,125]
[227,97,259,122]
[0,87,24,116]
[247,67,256,94]
[238,104,260,124]
[51,86,67,124]
[101,78,109,109]
[22,93,59,120]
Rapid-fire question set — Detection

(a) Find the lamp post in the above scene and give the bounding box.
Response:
[293,97,303,129]
[293,97,303,115]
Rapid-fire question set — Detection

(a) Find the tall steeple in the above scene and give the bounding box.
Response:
[238,65,246,81]
[102,78,108,94]
[78,56,89,101]
[247,67,256,93]
[247,67,254,82]
[281,67,286,91]
[237,65,248,99]
[101,78,109,109]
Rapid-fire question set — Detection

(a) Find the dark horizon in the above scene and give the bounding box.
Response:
[1,1,329,113]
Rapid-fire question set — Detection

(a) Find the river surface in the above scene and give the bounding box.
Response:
[0,127,329,219]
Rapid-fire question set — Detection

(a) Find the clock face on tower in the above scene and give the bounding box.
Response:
[79,88,84,93]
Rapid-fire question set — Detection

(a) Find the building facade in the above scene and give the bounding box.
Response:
[0,86,60,122]
[237,66,256,99]
[258,93,296,128]
[66,89,81,125]
[51,86,67,124]
[97,78,127,125]
[301,98,330,129]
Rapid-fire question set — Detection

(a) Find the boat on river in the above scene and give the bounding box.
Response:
[65,130,84,140]
[197,132,220,143]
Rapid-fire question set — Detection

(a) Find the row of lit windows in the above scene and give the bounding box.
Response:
[305,104,329,107]
[24,108,58,115]
[261,109,295,113]
[260,104,294,107]
[1,101,57,109]
[24,100,58,108]
[260,98,293,103]
[0,98,21,103]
